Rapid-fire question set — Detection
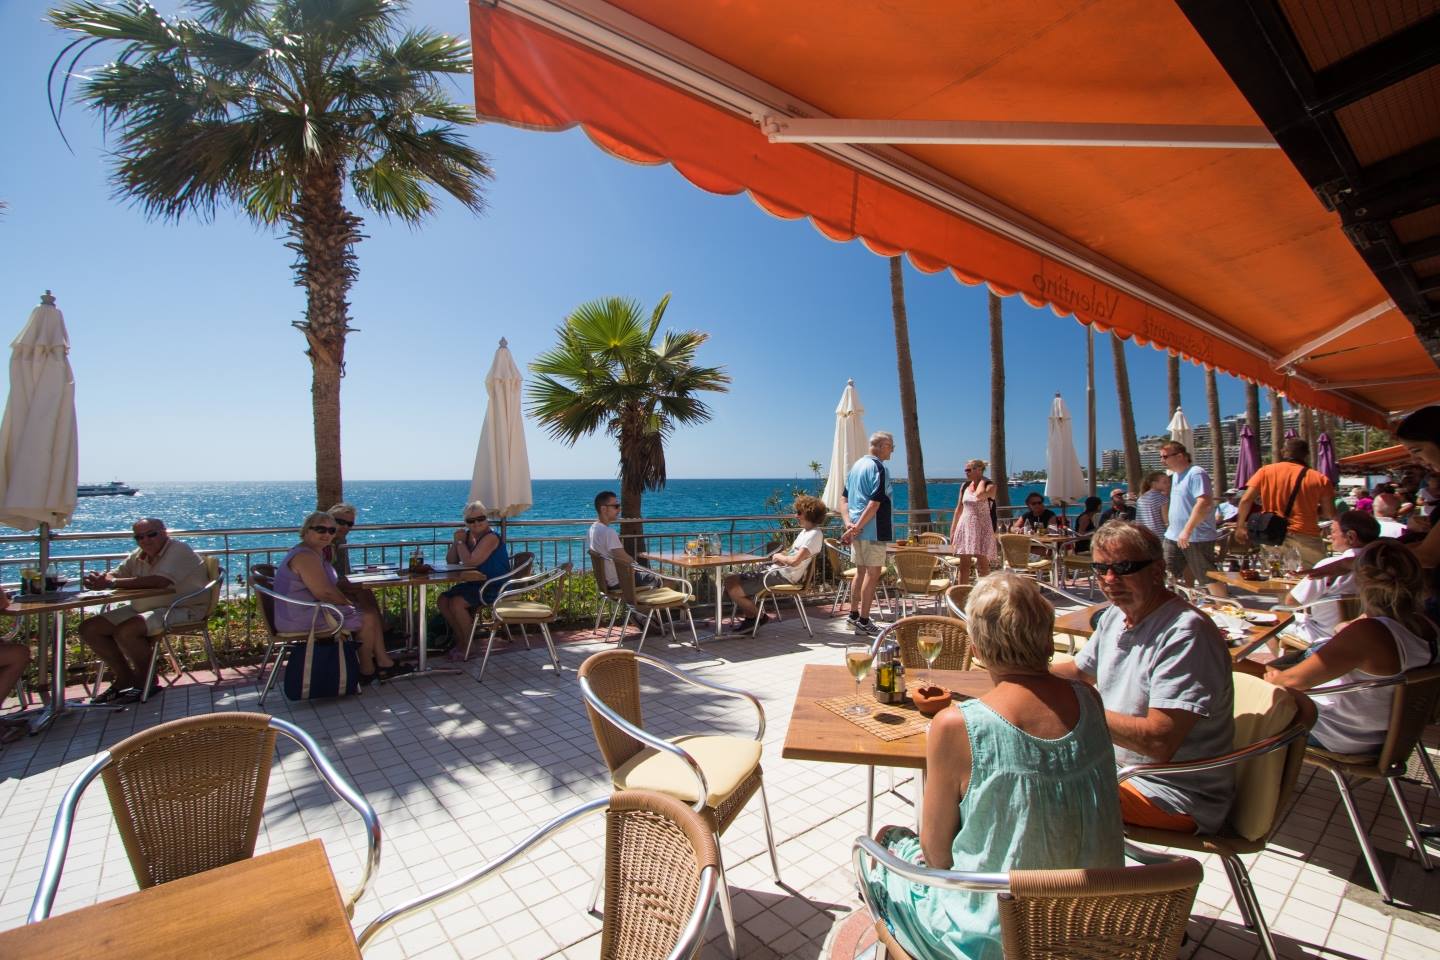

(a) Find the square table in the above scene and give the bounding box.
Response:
[0,839,360,959]
[638,551,768,640]
[2,586,174,733]
[1207,570,1302,595]
[1051,601,1294,662]
[346,562,485,676]
[782,663,994,830]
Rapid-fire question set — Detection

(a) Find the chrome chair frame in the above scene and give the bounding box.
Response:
[1303,673,1440,903]
[468,564,570,681]
[139,563,227,702]
[612,558,701,652]
[750,564,815,638]
[577,653,779,957]
[250,578,349,706]
[28,715,381,922]
[1118,716,1312,960]
[357,795,718,960]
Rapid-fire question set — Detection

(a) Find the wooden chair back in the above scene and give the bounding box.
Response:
[998,534,1040,570]
[890,615,972,671]
[891,549,940,592]
[915,532,948,546]
[1377,664,1440,776]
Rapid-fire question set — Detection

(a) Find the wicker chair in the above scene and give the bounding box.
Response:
[577,650,780,956]
[854,838,1202,960]
[915,531,964,576]
[467,564,571,681]
[749,552,817,637]
[997,534,1051,579]
[250,563,351,706]
[139,555,228,698]
[358,790,718,960]
[610,555,700,652]
[941,584,971,621]
[825,537,859,612]
[28,712,381,923]
[890,549,950,616]
[1301,663,1440,903]
[1120,675,1316,960]
[1061,549,1096,591]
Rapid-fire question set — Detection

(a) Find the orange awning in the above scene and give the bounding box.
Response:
[470,1,1440,427]
[1337,444,1416,471]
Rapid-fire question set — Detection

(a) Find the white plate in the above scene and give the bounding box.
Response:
[1244,612,1278,625]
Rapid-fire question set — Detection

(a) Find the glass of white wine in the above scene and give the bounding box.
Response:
[844,643,874,715]
[916,627,943,686]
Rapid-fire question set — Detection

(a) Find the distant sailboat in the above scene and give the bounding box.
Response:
[77,481,137,497]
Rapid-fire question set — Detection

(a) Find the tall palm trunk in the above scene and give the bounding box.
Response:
[1167,355,1181,418]
[292,161,362,510]
[617,411,648,558]
[889,257,929,529]
[988,293,1009,515]
[1111,334,1143,494]
[1086,329,1096,496]
[1205,368,1227,491]
[1270,390,1285,462]
[1245,383,1262,441]
[1301,407,1316,452]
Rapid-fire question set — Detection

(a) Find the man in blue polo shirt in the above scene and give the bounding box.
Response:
[841,430,895,637]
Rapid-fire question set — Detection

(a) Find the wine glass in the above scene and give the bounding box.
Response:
[844,643,874,715]
[916,627,942,687]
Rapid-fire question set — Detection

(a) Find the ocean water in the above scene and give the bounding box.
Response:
[8,478,1125,564]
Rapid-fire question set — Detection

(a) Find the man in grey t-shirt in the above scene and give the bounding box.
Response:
[1054,521,1235,834]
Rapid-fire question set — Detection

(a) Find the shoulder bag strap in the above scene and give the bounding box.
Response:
[1280,465,1308,521]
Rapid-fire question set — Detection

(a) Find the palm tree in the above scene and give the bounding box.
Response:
[1205,368,1227,492]
[49,0,491,508]
[528,295,729,552]
[988,292,1010,514]
[1244,383,1262,445]
[1270,390,1285,462]
[1110,333,1143,494]
[889,257,929,528]
[1167,355,1181,419]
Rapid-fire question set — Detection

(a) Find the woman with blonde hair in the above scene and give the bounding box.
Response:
[867,573,1123,960]
[948,458,997,582]
[273,511,408,682]
[438,501,512,645]
[1265,539,1438,752]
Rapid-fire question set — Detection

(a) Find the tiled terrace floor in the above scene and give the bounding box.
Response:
[1,602,1437,959]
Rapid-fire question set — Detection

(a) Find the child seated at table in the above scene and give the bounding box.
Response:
[722,495,826,634]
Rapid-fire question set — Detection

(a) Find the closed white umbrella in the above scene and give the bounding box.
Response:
[468,338,532,518]
[1167,407,1194,451]
[1044,393,1087,509]
[0,292,77,533]
[821,379,868,513]
[0,291,79,732]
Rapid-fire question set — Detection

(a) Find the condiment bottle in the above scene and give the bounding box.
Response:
[409,547,424,573]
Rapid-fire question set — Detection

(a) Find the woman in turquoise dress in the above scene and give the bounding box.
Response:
[868,573,1124,960]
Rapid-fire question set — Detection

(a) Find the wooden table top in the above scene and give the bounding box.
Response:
[347,562,484,587]
[0,586,173,616]
[1049,600,1293,662]
[781,664,994,769]
[0,840,360,959]
[1206,570,1302,595]
[640,551,767,570]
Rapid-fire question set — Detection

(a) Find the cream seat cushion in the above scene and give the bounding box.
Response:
[763,582,803,595]
[494,601,554,620]
[634,588,690,606]
[1230,674,1299,841]
[925,579,950,591]
[612,734,762,807]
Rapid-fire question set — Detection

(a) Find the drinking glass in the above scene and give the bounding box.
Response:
[916,627,942,686]
[844,643,874,715]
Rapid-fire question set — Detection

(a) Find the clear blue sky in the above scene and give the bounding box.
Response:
[0,0,1255,482]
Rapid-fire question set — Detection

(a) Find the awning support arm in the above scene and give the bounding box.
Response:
[761,118,1278,150]
[1272,301,1394,371]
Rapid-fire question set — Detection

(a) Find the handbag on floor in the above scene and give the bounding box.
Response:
[283,621,362,700]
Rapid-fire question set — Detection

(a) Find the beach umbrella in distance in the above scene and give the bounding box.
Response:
[1234,423,1261,489]
[1167,407,1194,451]
[1285,427,1297,439]
[822,379,867,513]
[468,338,532,518]
[1044,393,1087,516]
[1316,433,1340,486]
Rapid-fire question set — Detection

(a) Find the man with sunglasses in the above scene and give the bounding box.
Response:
[326,502,386,629]
[1159,441,1227,598]
[1053,521,1235,835]
[588,490,661,590]
[78,518,208,703]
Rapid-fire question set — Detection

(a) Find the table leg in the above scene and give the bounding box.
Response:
[914,768,925,834]
[23,611,126,736]
[712,568,726,640]
[385,581,460,682]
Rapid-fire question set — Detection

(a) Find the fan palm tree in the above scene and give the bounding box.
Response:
[889,257,929,528]
[1167,354,1181,419]
[1110,333,1143,494]
[528,295,729,550]
[1205,367,1227,492]
[48,0,492,508]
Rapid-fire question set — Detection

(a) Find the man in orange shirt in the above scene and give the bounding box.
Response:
[1234,438,1336,567]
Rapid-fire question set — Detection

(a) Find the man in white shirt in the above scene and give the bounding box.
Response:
[79,518,209,703]
[1283,511,1379,648]
[723,495,826,633]
[588,490,661,590]
[1373,497,1407,538]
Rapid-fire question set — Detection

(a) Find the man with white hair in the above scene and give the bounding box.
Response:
[1373,495,1406,538]
[841,430,895,637]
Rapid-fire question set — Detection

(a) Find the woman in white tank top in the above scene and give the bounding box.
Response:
[1262,539,1439,754]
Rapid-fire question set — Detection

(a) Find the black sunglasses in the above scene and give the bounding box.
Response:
[1091,558,1156,577]
[465,517,488,524]
[309,525,338,535]
[333,517,354,527]
[602,502,620,509]
[133,530,161,541]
